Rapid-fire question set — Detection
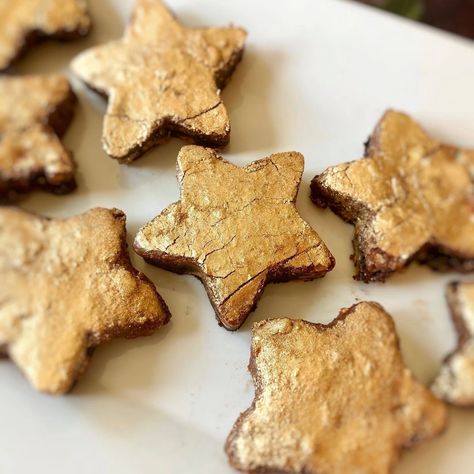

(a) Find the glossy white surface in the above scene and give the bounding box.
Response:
[1,1,473,472]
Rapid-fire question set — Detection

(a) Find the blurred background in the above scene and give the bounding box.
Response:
[359,0,474,39]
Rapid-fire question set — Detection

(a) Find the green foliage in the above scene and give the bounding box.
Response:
[383,0,424,19]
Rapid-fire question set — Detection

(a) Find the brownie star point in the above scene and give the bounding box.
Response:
[0,0,91,71]
[71,0,246,163]
[311,110,474,282]
[226,302,447,474]
[0,207,170,394]
[134,145,334,330]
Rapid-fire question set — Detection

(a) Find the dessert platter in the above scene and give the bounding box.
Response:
[1,0,473,473]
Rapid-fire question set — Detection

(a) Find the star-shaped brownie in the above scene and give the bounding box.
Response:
[432,281,474,406]
[71,0,247,163]
[0,74,78,199]
[0,0,91,71]
[134,146,334,330]
[0,207,170,394]
[226,302,447,474]
[311,110,474,282]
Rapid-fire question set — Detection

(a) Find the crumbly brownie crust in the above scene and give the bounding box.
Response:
[0,74,78,199]
[0,0,91,71]
[72,0,246,163]
[311,110,474,282]
[0,207,171,394]
[226,302,447,474]
[134,146,334,330]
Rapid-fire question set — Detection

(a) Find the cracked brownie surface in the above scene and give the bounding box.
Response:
[311,110,474,282]
[71,0,246,163]
[0,207,171,394]
[134,146,334,330]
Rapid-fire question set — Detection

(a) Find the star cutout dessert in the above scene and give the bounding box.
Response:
[311,110,474,282]
[134,146,334,330]
[0,0,91,71]
[0,74,78,199]
[226,302,447,474]
[71,0,247,163]
[0,207,170,394]
[432,281,474,406]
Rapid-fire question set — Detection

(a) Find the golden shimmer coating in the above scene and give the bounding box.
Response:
[0,207,171,394]
[0,74,77,199]
[0,0,91,71]
[432,281,474,406]
[134,146,334,330]
[226,302,447,474]
[71,0,247,163]
[311,110,474,282]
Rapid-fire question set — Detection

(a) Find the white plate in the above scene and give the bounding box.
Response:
[1,0,474,472]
